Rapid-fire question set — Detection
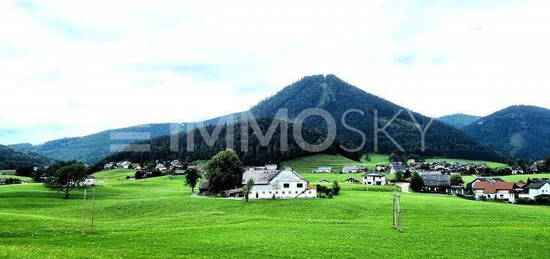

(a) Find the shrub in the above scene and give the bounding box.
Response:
[332,181,341,196]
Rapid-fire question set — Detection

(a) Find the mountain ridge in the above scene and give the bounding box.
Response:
[463,105,550,160]
[438,113,481,129]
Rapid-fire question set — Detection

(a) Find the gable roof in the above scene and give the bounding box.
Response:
[473,181,515,193]
[363,172,384,177]
[523,180,550,190]
[242,168,305,185]
[419,172,450,187]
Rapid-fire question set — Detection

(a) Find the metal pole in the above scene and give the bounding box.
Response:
[81,189,87,236]
[90,188,96,233]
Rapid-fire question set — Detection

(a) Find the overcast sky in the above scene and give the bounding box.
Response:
[1,0,549,145]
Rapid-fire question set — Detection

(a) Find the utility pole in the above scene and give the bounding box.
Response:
[90,188,96,233]
[81,189,87,236]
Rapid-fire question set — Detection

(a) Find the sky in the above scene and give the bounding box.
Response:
[1,0,549,145]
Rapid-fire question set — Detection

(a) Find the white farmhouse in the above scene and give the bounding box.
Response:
[84,176,96,186]
[362,172,387,185]
[313,166,332,173]
[518,179,550,200]
[341,166,364,174]
[473,181,515,202]
[242,168,316,199]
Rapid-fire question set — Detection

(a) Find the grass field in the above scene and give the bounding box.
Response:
[0,170,16,175]
[1,168,549,258]
[462,173,550,184]
[0,175,34,182]
[424,158,508,169]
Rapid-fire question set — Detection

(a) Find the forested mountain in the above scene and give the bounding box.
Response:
[0,145,54,170]
[99,119,360,167]
[438,114,481,129]
[463,105,550,160]
[9,124,187,164]
[248,74,503,161]
[11,74,506,164]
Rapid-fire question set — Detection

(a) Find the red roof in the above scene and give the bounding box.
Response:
[473,181,515,194]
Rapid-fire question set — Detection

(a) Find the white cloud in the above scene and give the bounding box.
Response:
[0,0,549,144]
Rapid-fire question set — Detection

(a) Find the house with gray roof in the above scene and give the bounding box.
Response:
[389,162,406,174]
[341,165,365,174]
[418,171,450,193]
[313,166,332,173]
[242,168,316,199]
[518,179,550,200]
[362,172,387,185]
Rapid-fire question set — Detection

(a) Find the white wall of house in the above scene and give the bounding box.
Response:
[362,176,387,185]
[249,171,316,199]
[527,183,550,200]
[474,190,514,202]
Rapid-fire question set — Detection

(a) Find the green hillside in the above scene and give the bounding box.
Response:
[463,105,550,160]
[1,171,549,258]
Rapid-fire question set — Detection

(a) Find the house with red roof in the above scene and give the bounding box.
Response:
[473,181,516,202]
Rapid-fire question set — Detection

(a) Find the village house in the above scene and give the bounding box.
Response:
[418,172,450,193]
[103,162,115,170]
[509,167,524,175]
[116,161,132,169]
[448,185,465,196]
[84,176,96,186]
[388,162,406,174]
[345,177,360,183]
[473,181,516,202]
[362,172,387,185]
[406,159,416,166]
[518,179,550,200]
[466,177,504,193]
[375,164,387,172]
[341,165,365,174]
[132,163,142,170]
[313,166,332,173]
[242,168,316,199]
[155,163,168,172]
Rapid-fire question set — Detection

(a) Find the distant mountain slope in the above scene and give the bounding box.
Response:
[100,118,360,168]
[0,145,53,170]
[9,124,187,164]
[438,114,481,129]
[463,105,550,160]
[249,74,503,161]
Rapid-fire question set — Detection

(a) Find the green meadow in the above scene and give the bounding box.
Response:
[1,169,549,258]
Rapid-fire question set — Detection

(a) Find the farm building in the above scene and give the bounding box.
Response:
[418,172,450,193]
[473,181,515,202]
[362,172,387,185]
[313,166,332,173]
[242,168,316,199]
[388,162,406,174]
[341,166,365,174]
[345,177,360,183]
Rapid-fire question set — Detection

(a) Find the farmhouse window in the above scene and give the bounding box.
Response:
[283,183,290,188]
[297,183,303,188]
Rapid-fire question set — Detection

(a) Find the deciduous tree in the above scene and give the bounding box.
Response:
[44,163,87,199]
